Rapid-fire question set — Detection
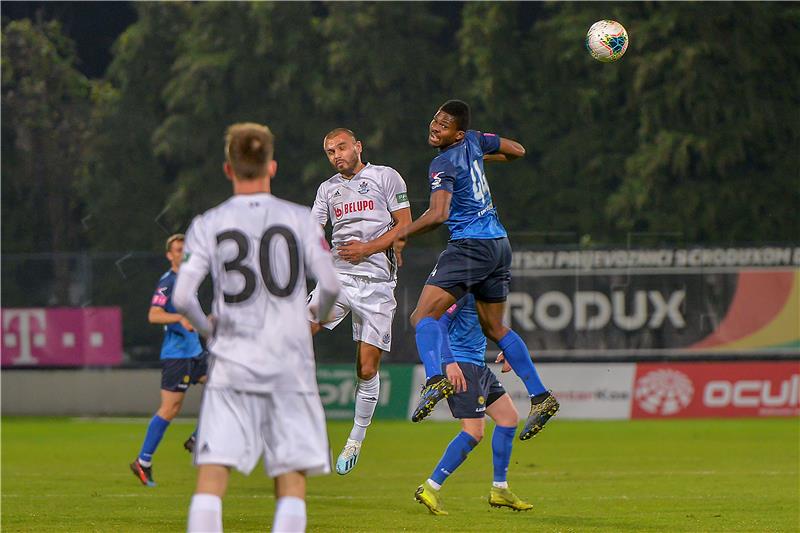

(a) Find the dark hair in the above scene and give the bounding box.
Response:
[225,122,274,179]
[439,100,470,131]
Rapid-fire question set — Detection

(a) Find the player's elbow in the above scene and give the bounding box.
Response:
[147,308,160,324]
[432,209,450,225]
[171,291,190,316]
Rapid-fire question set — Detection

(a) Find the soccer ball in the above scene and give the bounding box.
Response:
[585,20,629,63]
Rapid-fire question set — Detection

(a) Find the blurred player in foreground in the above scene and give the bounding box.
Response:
[130,234,207,487]
[308,128,411,475]
[393,99,558,438]
[415,294,532,515]
[174,123,340,533]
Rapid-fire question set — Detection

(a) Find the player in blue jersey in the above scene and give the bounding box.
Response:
[393,100,558,438]
[130,234,208,487]
[414,294,532,515]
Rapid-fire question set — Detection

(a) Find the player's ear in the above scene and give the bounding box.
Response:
[355,140,363,155]
[455,130,466,142]
[223,162,234,181]
[267,160,278,179]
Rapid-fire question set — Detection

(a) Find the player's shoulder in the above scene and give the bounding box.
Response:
[429,149,459,174]
[159,269,174,282]
[364,163,404,184]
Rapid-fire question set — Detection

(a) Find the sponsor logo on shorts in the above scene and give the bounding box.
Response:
[382,333,391,345]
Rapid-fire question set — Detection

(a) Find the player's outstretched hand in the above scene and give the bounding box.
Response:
[179,316,195,332]
[445,362,467,393]
[392,236,407,267]
[337,240,371,264]
[495,352,512,373]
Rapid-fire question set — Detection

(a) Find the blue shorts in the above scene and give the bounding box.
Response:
[446,362,506,419]
[426,237,512,303]
[161,352,208,392]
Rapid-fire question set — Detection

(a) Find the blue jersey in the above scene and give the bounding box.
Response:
[150,270,203,360]
[445,294,487,366]
[428,130,507,241]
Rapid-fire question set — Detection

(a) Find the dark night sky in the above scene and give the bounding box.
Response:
[1,1,137,78]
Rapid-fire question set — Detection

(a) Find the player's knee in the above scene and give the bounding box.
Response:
[466,428,484,442]
[483,324,509,343]
[357,365,378,380]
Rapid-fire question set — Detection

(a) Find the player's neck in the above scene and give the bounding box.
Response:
[340,162,366,180]
[232,176,271,195]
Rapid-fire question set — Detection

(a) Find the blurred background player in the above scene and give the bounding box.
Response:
[175,122,340,533]
[130,233,207,487]
[415,294,533,515]
[393,100,558,440]
[308,128,411,474]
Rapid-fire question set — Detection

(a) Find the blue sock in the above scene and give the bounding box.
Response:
[497,330,546,396]
[415,317,443,379]
[492,425,516,483]
[436,315,455,366]
[138,415,170,463]
[430,431,478,486]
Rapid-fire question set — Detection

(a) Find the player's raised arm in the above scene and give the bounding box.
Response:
[173,217,214,338]
[483,136,525,162]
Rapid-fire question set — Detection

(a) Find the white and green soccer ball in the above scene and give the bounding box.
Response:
[586,20,629,63]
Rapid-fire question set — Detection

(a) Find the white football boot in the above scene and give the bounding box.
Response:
[335,438,362,475]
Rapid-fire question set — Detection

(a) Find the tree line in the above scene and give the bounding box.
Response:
[4,2,799,261]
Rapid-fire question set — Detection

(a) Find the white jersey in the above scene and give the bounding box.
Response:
[176,193,339,393]
[312,163,410,281]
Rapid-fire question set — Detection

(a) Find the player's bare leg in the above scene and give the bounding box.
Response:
[476,300,558,440]
[273,472,307,533]
[183,376,207,454]
[336,342,382,475]
[410,285,460,422]
[485,395,532,511]
[187,464,229,532]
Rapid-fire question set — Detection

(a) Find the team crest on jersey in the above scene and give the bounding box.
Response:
[358,181,370,194]
[382,333,390,345]
[430,171,443,189]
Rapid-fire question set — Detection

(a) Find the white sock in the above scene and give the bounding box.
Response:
[348,373,380,442]
[493,481,509,489]
[187,493,222,532]
[272,496,306,533]
[427,479,441,491]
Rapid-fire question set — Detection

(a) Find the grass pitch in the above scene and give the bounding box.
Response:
[2,417,798,532]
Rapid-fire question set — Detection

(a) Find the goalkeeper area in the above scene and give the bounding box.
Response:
[2,418,797,532]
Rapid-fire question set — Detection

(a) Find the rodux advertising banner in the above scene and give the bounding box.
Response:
[502,246,800,358]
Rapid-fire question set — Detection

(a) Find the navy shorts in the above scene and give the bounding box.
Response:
[161,352,208,392]
[426,237,512,302]
[446,362,506,419]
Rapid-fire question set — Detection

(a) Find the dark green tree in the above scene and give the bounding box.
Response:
[2,19,93,301]
[80,3,191,251]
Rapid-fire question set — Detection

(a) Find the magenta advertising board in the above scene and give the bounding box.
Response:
[1,307,123,367]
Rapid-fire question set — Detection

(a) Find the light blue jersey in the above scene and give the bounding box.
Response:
[428,130,507,241]
[150,270,203,359]
[445,294,487,365]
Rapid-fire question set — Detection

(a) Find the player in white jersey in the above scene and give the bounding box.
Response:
[174,123,340,533]
[307,128,411,475]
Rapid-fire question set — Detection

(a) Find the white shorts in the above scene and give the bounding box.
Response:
[308,273,397,351]
[194,387,331,478]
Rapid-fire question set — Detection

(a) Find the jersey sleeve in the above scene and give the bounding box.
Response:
[382,168,411,212]
[150,276,172,308]
[428,157,456,193]
[300,211,340,322]
[311,183,329,226]
[180,215,212,279]
[476,130,501,155]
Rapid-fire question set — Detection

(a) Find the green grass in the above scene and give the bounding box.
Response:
[2,417,798,532]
